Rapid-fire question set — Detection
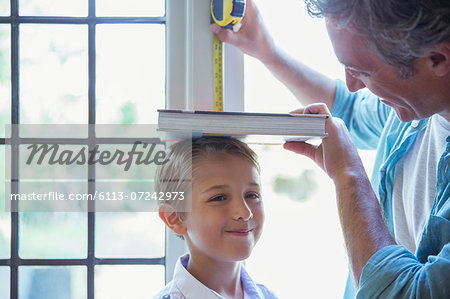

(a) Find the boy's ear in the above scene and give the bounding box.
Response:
[428,43,450,77]
[159,204,187,235]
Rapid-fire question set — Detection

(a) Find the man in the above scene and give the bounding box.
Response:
[211,0,450,297]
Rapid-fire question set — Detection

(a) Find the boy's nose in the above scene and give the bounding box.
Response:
[232,198,253,221]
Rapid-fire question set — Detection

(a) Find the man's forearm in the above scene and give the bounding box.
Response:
[334,173,396,287]
[263,46,337,107]
[284,104,396,287]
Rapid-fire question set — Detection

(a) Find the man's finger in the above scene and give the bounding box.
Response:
[283,141,318,161]
[210,24,234,44]
[303,103,331,115]
[289,107,305,115]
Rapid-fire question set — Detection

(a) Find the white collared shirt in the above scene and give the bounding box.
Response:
[153,254,278,299]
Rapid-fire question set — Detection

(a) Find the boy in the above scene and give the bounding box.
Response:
[154,137,277,299]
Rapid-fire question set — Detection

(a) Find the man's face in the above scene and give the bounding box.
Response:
[325,18,448,122]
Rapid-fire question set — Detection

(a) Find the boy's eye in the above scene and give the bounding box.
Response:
[209,195,226,202]
[245,192,261,200]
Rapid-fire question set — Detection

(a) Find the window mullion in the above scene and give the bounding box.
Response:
[10,0,19,297]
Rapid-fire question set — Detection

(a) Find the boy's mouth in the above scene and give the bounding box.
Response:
[225,228,254,236]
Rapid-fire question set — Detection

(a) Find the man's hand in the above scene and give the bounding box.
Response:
[284,103,396,286]
[210,0,276,64]
[284,103,366,185]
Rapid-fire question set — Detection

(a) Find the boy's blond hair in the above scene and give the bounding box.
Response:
[155,137,260,213]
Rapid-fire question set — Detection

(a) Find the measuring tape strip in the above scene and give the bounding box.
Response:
[213,34,224,111]
[211,0,246,112]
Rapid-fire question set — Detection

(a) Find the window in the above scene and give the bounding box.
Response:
[0,0,167,298]
[242,1,376,298]
[0,1,378,298]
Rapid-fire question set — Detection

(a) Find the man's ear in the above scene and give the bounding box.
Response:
[159,204,187,235]
[428,43,450,77]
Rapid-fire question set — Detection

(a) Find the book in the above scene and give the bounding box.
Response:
[157,109,327,143]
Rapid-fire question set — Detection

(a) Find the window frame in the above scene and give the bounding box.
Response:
[0,0,167,298]
[0,0,247,295]
[166,0,244,111]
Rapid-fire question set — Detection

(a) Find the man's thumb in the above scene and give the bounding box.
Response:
[210,24,234,44]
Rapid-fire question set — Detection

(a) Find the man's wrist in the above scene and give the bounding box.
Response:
[333,169,371,193]
[259,42,281,67]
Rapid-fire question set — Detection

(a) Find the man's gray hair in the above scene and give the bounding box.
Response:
[304,0,450,79]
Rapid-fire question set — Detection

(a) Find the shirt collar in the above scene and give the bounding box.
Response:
[173,253,222,299]
[173,253,263,299]
[241,265,263,299]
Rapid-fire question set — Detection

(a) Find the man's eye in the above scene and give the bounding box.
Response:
[347,68,370,78]
[358,72,370,78]
[347,68,359,77]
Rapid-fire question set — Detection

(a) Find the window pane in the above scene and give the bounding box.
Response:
[96,212,164,258]
[243,1,348,297]
[96,0,164,17]
[19,144,87,182]
[19,266,86,299]
[0,0,9,16]
[20,24,88,124]
[16,143,88,213]
[19,0,87,16]
[93,141,163,212]
[0,25,10,137]
[0,146,10,258]
[95,265,164,299]
[245,145,347,297]
[96,24,165,126]
[244,2,343,114]
[0,267,10,298]
[19,212,87,258]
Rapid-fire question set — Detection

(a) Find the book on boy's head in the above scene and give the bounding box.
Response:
[157,109,328,144]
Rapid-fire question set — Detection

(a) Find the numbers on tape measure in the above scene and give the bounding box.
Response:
[213,34,223,112]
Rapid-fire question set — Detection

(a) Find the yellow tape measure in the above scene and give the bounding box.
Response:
[213,34,224,111]
[211,0,246,111]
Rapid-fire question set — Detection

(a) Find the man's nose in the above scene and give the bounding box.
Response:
[345,71,366,92]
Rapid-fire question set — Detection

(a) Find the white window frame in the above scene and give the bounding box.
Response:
[164,0,245,282]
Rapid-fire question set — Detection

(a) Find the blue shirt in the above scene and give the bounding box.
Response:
[333,80,450,298]
[153,253,278,299]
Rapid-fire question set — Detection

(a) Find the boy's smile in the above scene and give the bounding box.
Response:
[225,227,255,236]
[183,153,264,263]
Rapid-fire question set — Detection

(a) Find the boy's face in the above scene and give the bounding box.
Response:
[183,154,264,262]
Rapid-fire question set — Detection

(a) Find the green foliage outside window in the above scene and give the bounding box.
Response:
[273,169,318,201]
